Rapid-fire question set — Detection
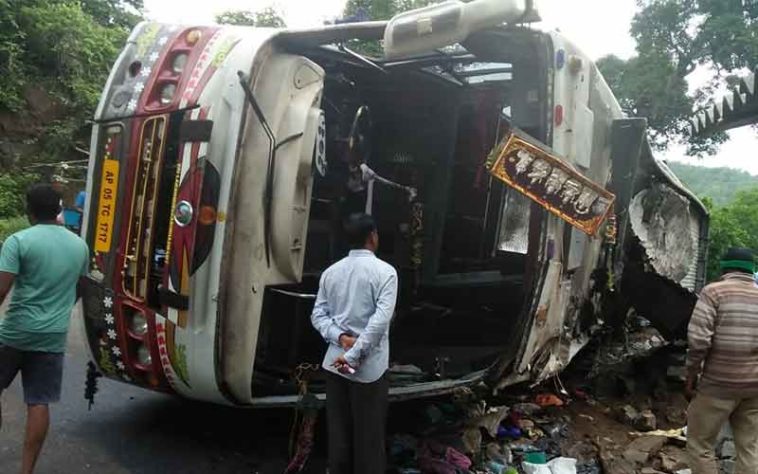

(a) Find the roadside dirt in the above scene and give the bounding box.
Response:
[558,397,690,473]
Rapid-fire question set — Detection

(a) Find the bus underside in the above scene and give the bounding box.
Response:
[250,32,551,397]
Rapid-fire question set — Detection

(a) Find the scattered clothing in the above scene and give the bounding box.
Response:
[283,393,319,474]
[535,393,565,408]
[346,163,415,215]
[418,440,472,474]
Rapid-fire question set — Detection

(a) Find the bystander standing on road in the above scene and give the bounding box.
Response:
[0,184,89,474]
[74,190,86,214]
[311,213,398,474]
[686,247,758,474]
[74,189,86,230]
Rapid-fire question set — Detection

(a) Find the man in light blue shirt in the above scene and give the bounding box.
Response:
[311,213,398,474]
[74,189,86,230]
[74,190,86,212]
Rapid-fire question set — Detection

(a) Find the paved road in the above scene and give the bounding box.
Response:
[0,309,326,474]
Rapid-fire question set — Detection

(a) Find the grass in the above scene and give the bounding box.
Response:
[0,216,29,242]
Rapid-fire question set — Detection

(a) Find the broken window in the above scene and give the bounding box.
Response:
[497,191,530,255]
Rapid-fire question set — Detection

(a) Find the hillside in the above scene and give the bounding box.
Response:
[667,161,758,207]
[0,1,140,221]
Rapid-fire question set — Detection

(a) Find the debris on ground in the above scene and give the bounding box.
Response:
[622,436,668,465]
[615,404,640,426]
[384,325,739,473]
[535,394,565,408]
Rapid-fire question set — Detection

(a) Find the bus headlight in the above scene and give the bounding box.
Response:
[172,53,188,74]
[130,312,148,336]
[160,84,176,105]
[174,201,193,227]
[137,344,152,366]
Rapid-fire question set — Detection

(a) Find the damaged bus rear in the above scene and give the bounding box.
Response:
[80,0,707,406]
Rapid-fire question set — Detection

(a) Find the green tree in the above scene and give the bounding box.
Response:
[667,162,758,207]
[706,187,758,281]
[215,7,286,27]
[342,0,437,55]
[0,172,38,219]
[344,0,437,20]
[20,2,124,112]
[0,216,29,241]
[596,0,758,155]
[344,0,395,20]
[80,0,144,29]
[0,0,140,167]
[598,52,694,151]
[0,0,26,110]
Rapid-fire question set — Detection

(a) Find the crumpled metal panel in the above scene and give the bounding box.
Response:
[590,326,667,378]
[515,260,565,375]
[679,216,702,291]
[630,184,697,284]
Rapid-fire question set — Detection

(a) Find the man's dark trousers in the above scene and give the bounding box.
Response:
[326,371,389,474]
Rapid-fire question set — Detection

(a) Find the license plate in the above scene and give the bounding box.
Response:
[94,159,119,253]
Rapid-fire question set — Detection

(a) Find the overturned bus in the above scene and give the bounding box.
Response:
[79,0,707,406]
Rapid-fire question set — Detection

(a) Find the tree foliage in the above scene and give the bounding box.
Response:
[595,2,758,280]
[0,216,29,241]
[596,0,758,155]
[706,187,758,281]
[343,0,437,20]
[0,172,38,219]
[0,0,139,168]
[20,2,123,112]
[598,52,696,151]
[80,0,143,29]
[0,1,26,110]
[667,161,758,207]
[342,0,437,55]
[215,7,286,28]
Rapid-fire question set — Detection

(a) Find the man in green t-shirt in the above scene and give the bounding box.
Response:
[0,184,88,474]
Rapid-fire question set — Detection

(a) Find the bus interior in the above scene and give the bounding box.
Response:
[252,29,554,395]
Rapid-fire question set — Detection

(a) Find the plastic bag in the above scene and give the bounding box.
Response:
[523,463,551,474]
[523,457,577,474]
[547,457,577,474]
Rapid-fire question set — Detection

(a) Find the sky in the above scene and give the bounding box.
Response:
[143,0,758,175]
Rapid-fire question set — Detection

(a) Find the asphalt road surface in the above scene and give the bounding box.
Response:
[0,308,327,474]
